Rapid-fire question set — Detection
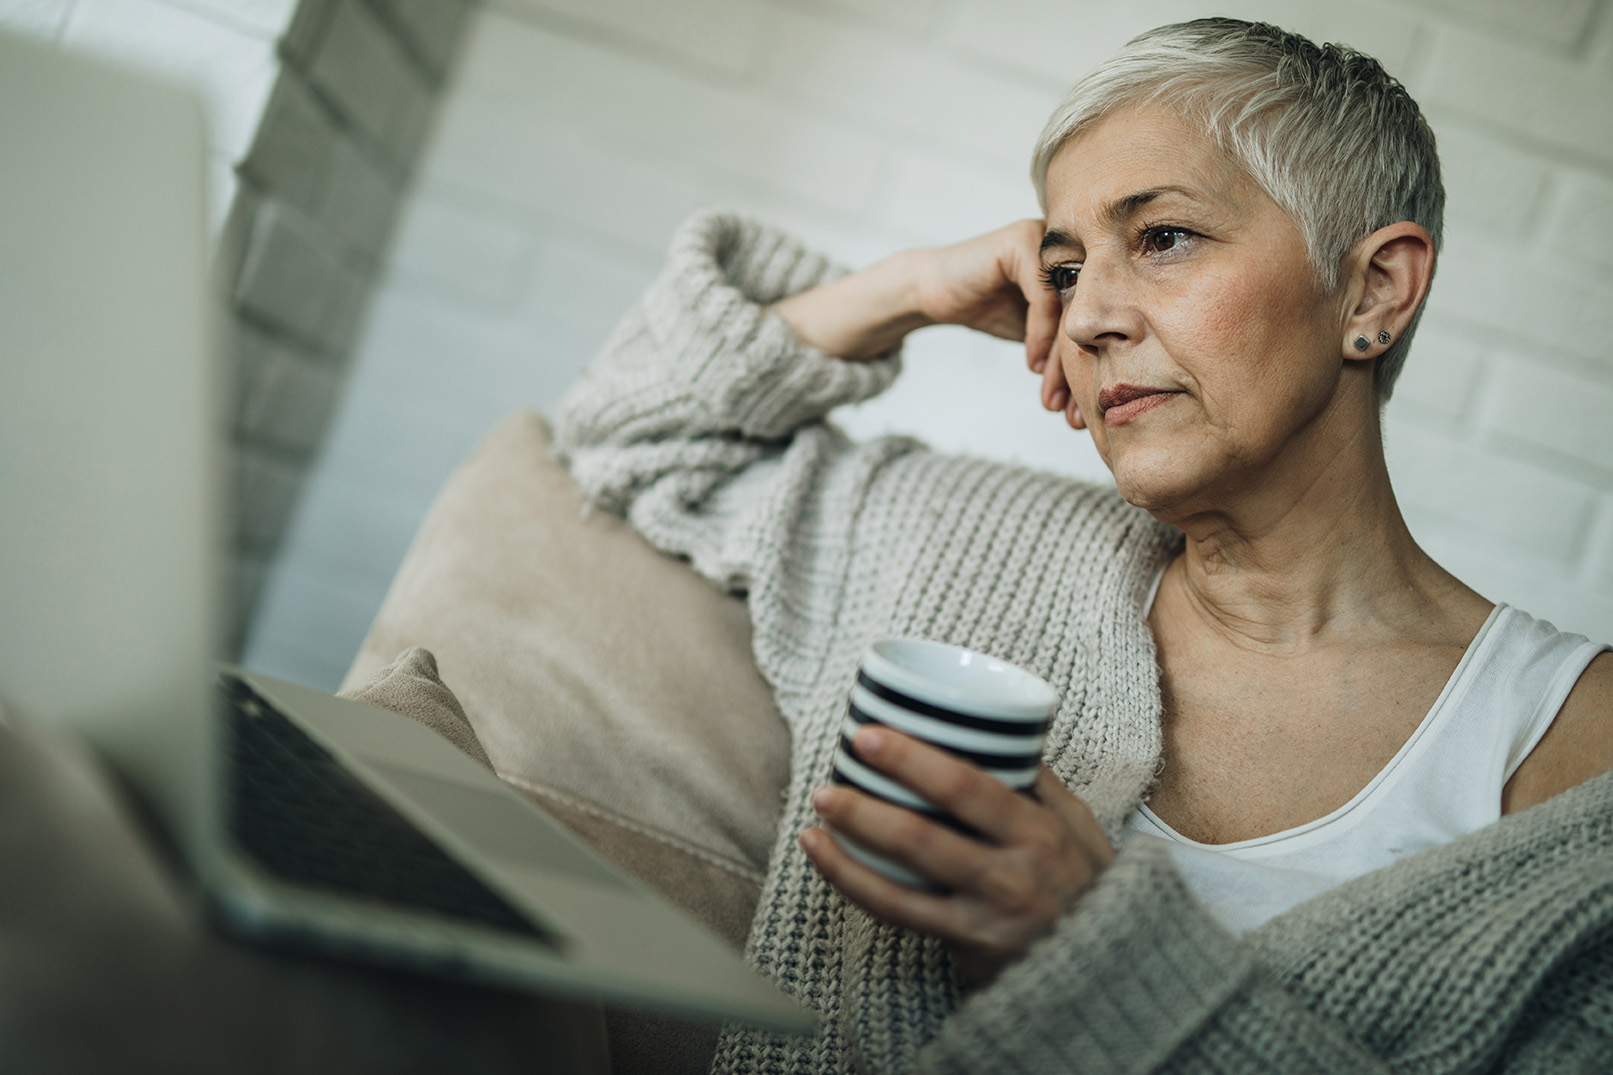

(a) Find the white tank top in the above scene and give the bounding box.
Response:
[1122,599,1609,936]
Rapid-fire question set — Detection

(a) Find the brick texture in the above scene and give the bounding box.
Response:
[1404,0,1599,53]
[1594,499,1613,588]
[230,0,1613,684]
[1419,25,1613,167]
[493,0,766,76]
[1386,419,1596,563]
[1480,360,1613,484]
[1542,170,1613,276]
[1434,122,1552,235]
[1386,324,1487,430]
[390,190,537,305]
[1430,230,1613,370]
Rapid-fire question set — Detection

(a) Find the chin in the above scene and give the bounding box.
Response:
[1106,450,1212,518]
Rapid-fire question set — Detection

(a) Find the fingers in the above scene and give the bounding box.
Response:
[1022,268,1082,428]
[1066,397,1086,430]
[1039,359,1085,428]
[798,823,962,938]
[1031,767,1112,865]
[805,781,1065,952]
[1017,235,1061,376]
[1006,221,1087,430]
[842,726,1041,845]
[802,740,1114,974]
[1041,349,1068,412]
[1022,280,1060,376]
[807,784,992,896]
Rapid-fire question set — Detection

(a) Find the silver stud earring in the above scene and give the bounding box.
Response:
[1377,330,1392,345]
[1354,335,1370,352]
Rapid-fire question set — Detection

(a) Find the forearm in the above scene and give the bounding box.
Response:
[769,249,933,361]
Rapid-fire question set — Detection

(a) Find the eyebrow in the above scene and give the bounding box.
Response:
[1039,185,1203,255]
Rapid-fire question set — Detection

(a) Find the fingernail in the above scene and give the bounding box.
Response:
[1051,387,1069,412]
[799,828,820,854]
[811,787,831,813]
[1032,356,1046,373]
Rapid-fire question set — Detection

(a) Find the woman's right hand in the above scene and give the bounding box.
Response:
[771,220,1082,428]
[910,220,1081,428]
[911,220,1058,363]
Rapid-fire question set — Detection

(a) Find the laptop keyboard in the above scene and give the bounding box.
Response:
[220,675,553,943]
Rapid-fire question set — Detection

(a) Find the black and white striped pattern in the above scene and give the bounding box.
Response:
[829,645,1056,888]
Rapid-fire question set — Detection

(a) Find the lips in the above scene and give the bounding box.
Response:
[1098,383,1180,426]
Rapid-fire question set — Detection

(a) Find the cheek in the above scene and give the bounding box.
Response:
[1155,264,1274,361]
[1153,263,1331,420]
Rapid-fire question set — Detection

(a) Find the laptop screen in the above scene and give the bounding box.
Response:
[0,32,221,861]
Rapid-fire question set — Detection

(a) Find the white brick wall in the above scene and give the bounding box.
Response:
[229,0,1613,688]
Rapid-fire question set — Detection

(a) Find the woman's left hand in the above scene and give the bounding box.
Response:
[800,725,1114,989]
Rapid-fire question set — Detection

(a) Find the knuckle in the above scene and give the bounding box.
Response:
[932,766,987,810]
[889,810,937,853]
[864,887,906,921]
[1027,827,1067,862]
[982,865,1038,914]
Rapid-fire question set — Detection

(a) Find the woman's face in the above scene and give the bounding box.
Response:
[1041,102,1357,519]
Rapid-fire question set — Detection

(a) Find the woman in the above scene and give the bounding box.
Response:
[556,18,1612,1074]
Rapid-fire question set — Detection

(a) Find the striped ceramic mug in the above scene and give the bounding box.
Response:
[829,638,1058,890]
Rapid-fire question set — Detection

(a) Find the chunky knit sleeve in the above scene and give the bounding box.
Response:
[555,210,901,448]
[551,209,903,584]
[914,841,1389,1074]
[553,210,898,497]
[916,771,1613,1075]
[551,209,914,709]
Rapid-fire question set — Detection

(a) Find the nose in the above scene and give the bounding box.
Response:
[1061,255,1141,353]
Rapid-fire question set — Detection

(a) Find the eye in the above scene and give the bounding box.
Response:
[1039,263,1081,295]
[1138,225,1195,256]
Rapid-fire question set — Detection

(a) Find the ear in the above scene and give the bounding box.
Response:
[1340,222,1435,363]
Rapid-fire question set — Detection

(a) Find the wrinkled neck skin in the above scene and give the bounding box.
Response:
[1147,370,1467,654]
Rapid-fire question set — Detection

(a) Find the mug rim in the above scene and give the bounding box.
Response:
[862,638,1058,720]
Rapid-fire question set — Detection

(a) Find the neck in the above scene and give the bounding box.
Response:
[1154,402,1453,652]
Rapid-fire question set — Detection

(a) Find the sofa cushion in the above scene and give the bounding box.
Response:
[340,410,792,949]
[342,647,495,772]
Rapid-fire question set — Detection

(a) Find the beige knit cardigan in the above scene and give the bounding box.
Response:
[553,211,1613,1075]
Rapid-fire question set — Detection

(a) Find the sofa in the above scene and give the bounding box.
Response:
[336,410,796,1073]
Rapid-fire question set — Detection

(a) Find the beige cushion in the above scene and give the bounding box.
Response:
[338,644,768,951]
[342,647,495,772]
[341,412,792,1073]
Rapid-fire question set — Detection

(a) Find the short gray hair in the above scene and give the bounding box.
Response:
[1030,18,1443,401]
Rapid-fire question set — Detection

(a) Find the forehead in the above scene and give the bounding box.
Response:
[1042,101,1256,232]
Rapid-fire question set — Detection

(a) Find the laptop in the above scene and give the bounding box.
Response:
[0,32,812,1035]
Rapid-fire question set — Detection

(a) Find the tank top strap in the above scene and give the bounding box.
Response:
[1495,609,1610,782]
[1379,604,1608,831]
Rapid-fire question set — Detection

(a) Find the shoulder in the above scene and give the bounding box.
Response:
[869,450,1170,551]
[1503,649,1613,814]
